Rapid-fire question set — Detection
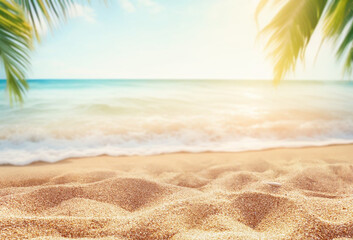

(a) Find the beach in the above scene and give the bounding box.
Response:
[1,145,353,239]
[2,0,353,238]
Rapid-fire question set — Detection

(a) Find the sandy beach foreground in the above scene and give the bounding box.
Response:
[1,146,353,239]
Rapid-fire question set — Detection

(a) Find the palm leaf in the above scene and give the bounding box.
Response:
[0,0,32,104]
[258,0,328,83]
[324,0,353,74]
[14,0,79,40]
[1,0,101,104]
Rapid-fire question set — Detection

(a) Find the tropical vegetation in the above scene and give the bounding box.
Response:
[257,0,353,83]
[0,0,93,103]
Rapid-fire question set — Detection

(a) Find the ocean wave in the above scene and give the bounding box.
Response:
[2,80,353,165]
[2,117,353,165]
[1,136,353,165]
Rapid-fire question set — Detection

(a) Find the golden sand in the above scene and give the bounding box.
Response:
[0,145,353,239]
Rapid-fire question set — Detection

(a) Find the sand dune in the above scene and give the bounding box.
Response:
[1,145,353,239]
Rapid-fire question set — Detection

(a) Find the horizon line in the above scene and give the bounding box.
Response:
[0,78,352,82]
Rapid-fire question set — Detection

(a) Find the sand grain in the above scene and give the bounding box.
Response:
[1,145,353,239]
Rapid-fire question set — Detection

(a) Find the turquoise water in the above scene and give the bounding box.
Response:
[1,79,353,165]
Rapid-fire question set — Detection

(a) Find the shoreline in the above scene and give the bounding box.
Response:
[4,142,353,167]
[1,145,353,239]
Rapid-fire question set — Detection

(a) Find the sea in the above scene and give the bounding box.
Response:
[1,79,353,165]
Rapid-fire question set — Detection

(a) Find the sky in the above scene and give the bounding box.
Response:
[1,0,349,80]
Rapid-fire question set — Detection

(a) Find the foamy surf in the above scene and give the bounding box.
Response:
[1,79,353,165]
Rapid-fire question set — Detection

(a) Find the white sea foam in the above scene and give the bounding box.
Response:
[1,80,353,165]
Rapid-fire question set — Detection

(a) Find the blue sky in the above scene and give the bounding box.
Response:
[1,0,348,80]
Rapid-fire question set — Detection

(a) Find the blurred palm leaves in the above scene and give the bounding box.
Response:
[0,0,32,103]
[257,0,353,83]
[0,0,92,104]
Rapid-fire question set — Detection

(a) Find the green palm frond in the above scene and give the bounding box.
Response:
[259,0,353,81]
[325,0,353,73]
[324,0,350,36]
[258,0,328,83]
[1,0,101,104]
[14,0,78,40]
[0,0,32,104]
